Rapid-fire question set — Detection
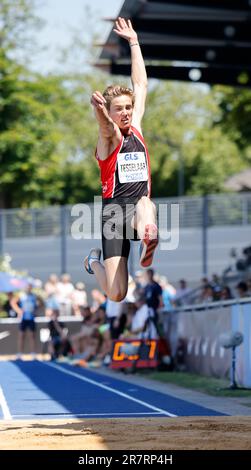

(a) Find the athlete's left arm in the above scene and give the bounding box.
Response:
[113,17,147,131]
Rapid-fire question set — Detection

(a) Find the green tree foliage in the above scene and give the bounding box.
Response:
[186,127,242,195]
[1,0,250,208]
[1,55,56,207]
[0,1,109,208]
[143,81,244,196]
[212,86,251,159]
[0,56,109,208]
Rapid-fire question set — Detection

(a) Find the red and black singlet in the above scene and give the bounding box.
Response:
[96,126,151,199]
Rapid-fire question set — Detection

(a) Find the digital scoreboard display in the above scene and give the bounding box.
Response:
[110,339,159,369]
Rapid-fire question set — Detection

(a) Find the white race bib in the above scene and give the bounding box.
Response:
[117,152,148,184]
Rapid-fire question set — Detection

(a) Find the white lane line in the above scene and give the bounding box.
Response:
[0,386,12,420]
[11,412,161,418]
[44,362,177,417]
[0,331,10,340]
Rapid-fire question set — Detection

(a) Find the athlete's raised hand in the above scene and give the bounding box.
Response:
[91,91,107,110]
[113,17,138,43]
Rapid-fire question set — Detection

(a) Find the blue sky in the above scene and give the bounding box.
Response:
[32,0,124,73]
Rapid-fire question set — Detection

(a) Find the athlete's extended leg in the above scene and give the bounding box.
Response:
[133,196,158,267]
[84,252,128,302]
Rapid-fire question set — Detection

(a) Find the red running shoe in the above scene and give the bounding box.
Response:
[139,224,158,268]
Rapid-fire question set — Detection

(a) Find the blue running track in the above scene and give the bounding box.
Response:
[0,360,226,420]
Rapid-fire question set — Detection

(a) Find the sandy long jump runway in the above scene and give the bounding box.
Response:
[0,359,251,449]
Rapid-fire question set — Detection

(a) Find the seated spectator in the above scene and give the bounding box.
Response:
[70,306,97,354]
[73,331,102,364]
[105,297,123,339]
[96,325,112,365]
[130,292,159,340]
[119,303,137,339]
[48,310,72,360]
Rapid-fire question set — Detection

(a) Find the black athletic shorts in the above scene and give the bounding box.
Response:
[102,196,141,260]
[19,319,36,332]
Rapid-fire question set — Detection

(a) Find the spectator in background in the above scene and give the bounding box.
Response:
[105,297,123,339]
[57,274,74,315]
[210,273,222,300]
[247,278,251,296]
[159,276,176,311]
[199,284,215,303]
[175,279,191,306]
[220,286,233,300]
[48,310,72,360]
[11,284,38,359]
[159,277,177,360]
[119,303,137,339]
[211,273,221,290]
[70,306,96,354]
[71,282,88,316]
[143,268,163,318]
[44,274,60,317]
[134,270,145,289]
[236,281,249,298]
[93,306,112,365]
[45,274,59,296]
[3,292,18,318]
[131,292,158,340]
[90,289,106,312]
[72,331,102,365]
[123,275,136,303]
[200,277,209,288]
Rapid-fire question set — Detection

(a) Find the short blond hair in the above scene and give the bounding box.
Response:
[103,85,135,110]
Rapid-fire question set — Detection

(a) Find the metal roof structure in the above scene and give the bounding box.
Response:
[96,0,251,87]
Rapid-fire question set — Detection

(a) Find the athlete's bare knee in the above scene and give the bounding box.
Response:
[108,287,127,302]
[109,293,126,302]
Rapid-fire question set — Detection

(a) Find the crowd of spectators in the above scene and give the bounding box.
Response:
[1,270,251,366]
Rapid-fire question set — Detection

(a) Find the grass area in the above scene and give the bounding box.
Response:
[140,370,251,398]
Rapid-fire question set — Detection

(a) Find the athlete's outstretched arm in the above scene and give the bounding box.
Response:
[91,91,117,138]
[114,17,147,128]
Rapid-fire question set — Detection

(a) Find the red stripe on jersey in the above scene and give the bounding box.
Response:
[97,137,123,198]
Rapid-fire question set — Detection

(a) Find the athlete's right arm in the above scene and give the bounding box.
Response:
[91,91,115,137]
[91,91,121,160]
